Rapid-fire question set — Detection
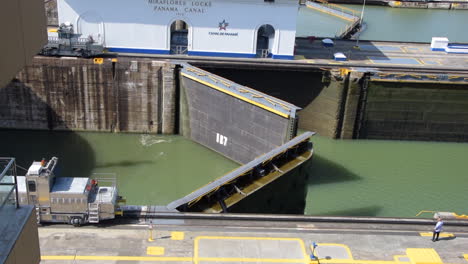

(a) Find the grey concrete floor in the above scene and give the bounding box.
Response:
[115,39,468,72]
[39,218,468,264]
[294,39,468,70]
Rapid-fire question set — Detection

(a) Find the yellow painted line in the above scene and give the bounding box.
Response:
[463,254,468,261]
[415,58,425,65]
[171,231,184,240]
[419,232,455,237]
[312,260,397,264]
[147,246,165,256]
[197,257,306,263]
[181,72,289,118]
[406,248,442,264]
[42,255,192,261]
[41,256,75,260]
[317,243,354,259]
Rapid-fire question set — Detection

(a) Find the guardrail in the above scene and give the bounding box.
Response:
[306,0,362,39]
[0,158,18,210]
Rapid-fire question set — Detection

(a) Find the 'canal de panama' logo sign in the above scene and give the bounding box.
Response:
[209,19,238,36]
[218,20,229,30]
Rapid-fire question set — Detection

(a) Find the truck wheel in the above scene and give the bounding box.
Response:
[70,216,83,227]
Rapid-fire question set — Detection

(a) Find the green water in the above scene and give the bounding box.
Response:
[305,136,468,217]
[297,5,468,43]
[0,130,238,205]
[2,130,467,217]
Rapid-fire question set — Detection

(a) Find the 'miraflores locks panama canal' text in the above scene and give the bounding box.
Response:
[148,0,212,14]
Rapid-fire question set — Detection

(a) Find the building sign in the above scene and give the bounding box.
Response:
[209,19,239,36]
[148,0,211,14]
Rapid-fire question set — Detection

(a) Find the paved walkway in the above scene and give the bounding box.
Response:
[39,218,468,264]
[294,39,468,70]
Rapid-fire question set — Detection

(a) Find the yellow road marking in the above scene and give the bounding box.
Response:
[41,256,192,261]
[147,246,165,256]
[464,254,468,261]
[415,58,424,65]
[181,72,290,118]
[311,260,397,264]
[171,231,185,240]
[41,256,75,260]
[406,248,442,264]
[316,243,354,259]
[419,232,454,238]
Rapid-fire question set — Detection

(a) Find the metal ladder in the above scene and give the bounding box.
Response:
[88,203,100,223]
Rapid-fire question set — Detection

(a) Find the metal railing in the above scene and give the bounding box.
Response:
[171,45,188,55]
[0,158,19,210]
[91,173,118,203]
[257,49,270,58]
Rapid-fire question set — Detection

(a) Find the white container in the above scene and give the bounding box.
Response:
[334,52,346,61]
[431,37,448,51]
[322,38,334,47]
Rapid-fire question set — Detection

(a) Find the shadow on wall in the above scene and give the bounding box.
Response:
[229,158,313,214]
[198,67,326,108]
[0,79,96,178]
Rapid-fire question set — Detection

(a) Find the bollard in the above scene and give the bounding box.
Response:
[148,221,155,242]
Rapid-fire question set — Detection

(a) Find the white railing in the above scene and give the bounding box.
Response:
[257,49,270,58]
[171,45,188,55]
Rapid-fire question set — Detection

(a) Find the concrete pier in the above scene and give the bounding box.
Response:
[38,214,468,264]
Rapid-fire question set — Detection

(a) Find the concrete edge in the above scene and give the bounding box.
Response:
[126,211,468,226]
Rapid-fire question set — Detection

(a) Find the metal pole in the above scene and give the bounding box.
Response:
[13,159,19,209]
[354,0,366,48]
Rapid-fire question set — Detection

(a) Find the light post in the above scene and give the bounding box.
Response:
[354,0,367,49]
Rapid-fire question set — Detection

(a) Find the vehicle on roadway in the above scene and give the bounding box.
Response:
[17,157,123,226]
[40,22,105,58]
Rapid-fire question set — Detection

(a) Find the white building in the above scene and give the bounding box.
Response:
[57,0,299,59]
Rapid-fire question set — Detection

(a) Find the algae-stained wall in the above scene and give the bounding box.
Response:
[0,57,176,134]
[361,81,468,142]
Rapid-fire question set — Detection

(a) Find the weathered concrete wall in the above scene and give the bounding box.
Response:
[298,70,348,138]
[0,57,176,134]
[360,81,468,142]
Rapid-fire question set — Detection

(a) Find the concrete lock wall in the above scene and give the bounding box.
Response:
[298,69,363,139]
[179,65,299,164]
[360,81,468,142]
[0,57,176,134]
